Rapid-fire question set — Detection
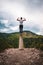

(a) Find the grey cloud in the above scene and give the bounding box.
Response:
[0,21,9,29]
[31,26,40,33]
[23,0,43,11]
[23,23,40,34]
[0,0,43,34]
[0,11,19,31]
[27,0,43,6]
[0,22,6,29]
[0,12,14,20]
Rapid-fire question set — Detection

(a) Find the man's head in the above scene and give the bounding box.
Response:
[21,17,22,20]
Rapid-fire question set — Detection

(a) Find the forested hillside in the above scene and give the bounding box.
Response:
[0,31,43,51]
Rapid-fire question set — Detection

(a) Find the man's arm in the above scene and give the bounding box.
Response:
[22,18,26,21]
[17,17,20,21]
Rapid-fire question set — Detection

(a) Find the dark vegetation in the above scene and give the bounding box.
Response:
[0,31,43,51]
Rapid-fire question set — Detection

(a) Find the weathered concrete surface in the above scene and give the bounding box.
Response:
[0,48,43,65]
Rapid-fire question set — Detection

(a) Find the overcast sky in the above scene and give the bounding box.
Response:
[0,0,43,35]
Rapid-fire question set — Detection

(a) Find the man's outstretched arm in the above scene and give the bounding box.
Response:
[17,17,20,21]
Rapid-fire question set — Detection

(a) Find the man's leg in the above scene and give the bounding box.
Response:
[19,25,23,33]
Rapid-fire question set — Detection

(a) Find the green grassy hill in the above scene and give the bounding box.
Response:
[0,31,43,51]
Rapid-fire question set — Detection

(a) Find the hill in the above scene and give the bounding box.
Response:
[0,31,43,51]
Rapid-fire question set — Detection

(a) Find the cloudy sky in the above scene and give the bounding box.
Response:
[0,0,43,35]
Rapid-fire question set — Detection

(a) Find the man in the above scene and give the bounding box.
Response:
[17,17,26,33]
[17,17,26,49]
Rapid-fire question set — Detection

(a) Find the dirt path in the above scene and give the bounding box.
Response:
[19,36,24,49]
[0,48,43,65]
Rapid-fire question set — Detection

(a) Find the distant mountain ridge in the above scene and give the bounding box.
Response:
[0,30,43,38]
[0,31,39,37]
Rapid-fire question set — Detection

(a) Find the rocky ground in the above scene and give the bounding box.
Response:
[0,48,43,65]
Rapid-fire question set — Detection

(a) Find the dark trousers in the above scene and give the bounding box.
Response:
[19,25,23,33]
